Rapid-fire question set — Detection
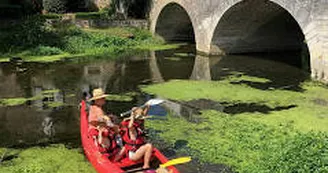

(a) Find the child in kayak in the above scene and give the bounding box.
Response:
[120,106,153,169]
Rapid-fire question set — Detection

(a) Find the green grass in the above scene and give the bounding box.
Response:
[142,74,328,172]
[0,145,96,173]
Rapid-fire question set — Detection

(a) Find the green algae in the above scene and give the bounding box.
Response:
[0,144,96,173]
[164,57,182,61]
[142,78,328,132]
[174,53,192,57]
[142,74,328,172]
[105,93,134,102]
[46,102,66,108]
[146,110,328,172]
[41,89,60,95]
[226,72,271,83]
[0,89,63,107]
[0,98,28,106]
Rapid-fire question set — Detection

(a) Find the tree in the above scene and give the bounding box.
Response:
[43,0,67,13]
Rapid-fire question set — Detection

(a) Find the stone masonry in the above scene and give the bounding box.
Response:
[150,0,328,83]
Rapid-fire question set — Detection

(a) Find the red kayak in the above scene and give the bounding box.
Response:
[80,100,180,173]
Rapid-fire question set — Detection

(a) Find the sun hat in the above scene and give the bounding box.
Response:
[88,88,109,101]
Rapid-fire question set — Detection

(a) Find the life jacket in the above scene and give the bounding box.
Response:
[98,128,120,159]
[121,121,146,153]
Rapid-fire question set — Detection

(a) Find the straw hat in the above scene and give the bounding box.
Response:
[88,88,109,101]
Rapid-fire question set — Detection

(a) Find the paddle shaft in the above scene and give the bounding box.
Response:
[120,104,147,117]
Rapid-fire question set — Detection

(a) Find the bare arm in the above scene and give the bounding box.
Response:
[142,104,150,116]
[128,113,135,129]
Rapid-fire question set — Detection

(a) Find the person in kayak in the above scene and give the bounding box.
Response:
[87,88,126,161]
[96,121,122,160]
[121,106,153,169]
[88,88,120,132]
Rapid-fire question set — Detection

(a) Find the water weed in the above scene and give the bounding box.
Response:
[143,75,328,172]
[0,145,96,173]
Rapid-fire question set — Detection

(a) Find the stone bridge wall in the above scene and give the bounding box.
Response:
[150,0,328,83]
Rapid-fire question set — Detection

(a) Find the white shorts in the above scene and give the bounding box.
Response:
[128,151,136,159]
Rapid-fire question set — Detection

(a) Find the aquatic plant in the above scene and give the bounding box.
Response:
[142,76,328,172]
[106,94,134,102]
[0,144,96,173]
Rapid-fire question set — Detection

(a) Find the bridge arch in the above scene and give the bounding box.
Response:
[150,0,328,82]
[209,0,310,70]
[150,1,196,43]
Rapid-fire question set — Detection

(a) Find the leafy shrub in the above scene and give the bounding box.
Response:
[63,31,136,54]
[129,28,152,41]
[0,16,63,53]
[64,35,94,53]
[43,0,67,14]
[28,46,64,56]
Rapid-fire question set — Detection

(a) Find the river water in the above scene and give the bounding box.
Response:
[0,45,310,172]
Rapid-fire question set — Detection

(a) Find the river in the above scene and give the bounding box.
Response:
[0,45,312,172]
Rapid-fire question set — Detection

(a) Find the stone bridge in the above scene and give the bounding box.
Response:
[149,0,328,83]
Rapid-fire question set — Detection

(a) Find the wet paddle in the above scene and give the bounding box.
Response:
[120,99,164,117]
[124,157,191,173]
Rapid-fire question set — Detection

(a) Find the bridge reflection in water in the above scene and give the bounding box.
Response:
[0,47,310,147]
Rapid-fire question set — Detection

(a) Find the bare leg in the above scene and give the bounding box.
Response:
[130,143,153,169]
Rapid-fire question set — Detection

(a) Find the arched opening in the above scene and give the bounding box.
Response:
[210,0,310,72]
[155,3,195,43]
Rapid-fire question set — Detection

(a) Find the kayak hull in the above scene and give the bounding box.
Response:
[80,100,179,173]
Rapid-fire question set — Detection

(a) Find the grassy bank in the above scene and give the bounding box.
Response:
[0,144,96,173]
[0,16,179,63]
[142,74,328,172]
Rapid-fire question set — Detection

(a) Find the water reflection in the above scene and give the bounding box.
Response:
[190,55,212,81]
[0,47,310,148]
[0,49,197,147]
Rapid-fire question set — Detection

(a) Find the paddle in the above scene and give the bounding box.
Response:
[159,156,191,168]
[124,157,191,173]
[120,99,164,117]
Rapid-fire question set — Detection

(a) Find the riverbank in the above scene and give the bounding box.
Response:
[142,74,328,172]
[0,16,179,63]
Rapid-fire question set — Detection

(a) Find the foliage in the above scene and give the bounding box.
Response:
[43,0,67,14]
[41,13,63,19]
[0,144,96,173]
[28,46,64,56]
[0,16,172,62]
[0,16,62,54]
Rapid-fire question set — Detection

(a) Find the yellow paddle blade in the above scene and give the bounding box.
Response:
[159,157,192,168]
